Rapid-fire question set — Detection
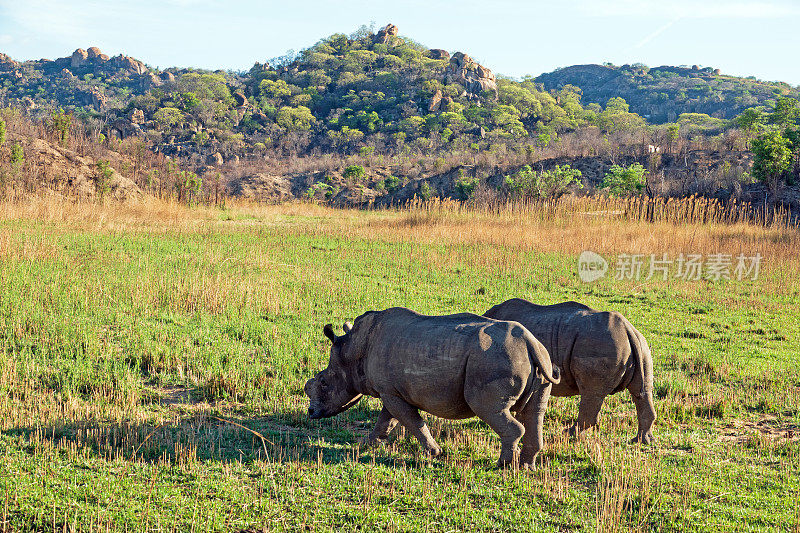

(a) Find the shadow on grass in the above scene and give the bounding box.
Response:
[1,405,450,469]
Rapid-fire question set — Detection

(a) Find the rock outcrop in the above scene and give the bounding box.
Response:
[11,134,141,201]
[233,91,248,107]
[429,49,450,61]
[77,87,107,109]
[0,53,18,71]
[86,47,105,60]
[71,48,88,68]
[105,117,142,139]
[227,174,293,202]
[112,55,148,75]
[129,108,145,124]
[427,89,443,112]
[141,72,162,89]
[446,52,497,99]
[374,24,399,44]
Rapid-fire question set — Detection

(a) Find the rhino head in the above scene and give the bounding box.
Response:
[304,322,362,419]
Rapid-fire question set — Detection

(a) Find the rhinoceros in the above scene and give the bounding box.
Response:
[484,299,656,444]
[304,307,561,468]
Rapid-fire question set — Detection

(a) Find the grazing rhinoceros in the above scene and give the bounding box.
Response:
[304,307,561,468]
[484,299,656,444]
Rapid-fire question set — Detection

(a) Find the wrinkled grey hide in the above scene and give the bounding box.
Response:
[304,307,561,468]
[484,299,656,443]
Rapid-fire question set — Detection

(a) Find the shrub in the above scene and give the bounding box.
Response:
[343,164,365,182]
[51,109,71,146]
[95,160,113,197]
[455,176,479,200]
[505,164,582,200]
[419,182,433,200]
[0,118,5,146]
[384,176,401,193]
[750,131,793,192]
[600,163,648,196]
[9,143,23,167]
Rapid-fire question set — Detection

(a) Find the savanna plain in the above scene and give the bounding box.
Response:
[0,197,798,532]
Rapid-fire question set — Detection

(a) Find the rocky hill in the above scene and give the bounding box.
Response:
[3,23,786,169]
[2,23,799,212]
[536,63,800,123]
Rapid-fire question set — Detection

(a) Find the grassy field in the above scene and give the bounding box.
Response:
[0,197,798,532]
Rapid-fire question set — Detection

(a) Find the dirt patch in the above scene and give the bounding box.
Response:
[719,415,799,443]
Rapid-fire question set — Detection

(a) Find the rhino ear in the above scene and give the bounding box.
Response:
[342,322,353,333]
[323,324,337,343]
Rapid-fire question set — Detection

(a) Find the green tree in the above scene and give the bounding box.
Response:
[601,163,648,196]
[505,165,582,200]
[342,164,365,182]
[51,109,71,146]
[735,108,764,135]
[419,182,433,200]
[95,160,113,198]
[181,92,201,113]
[750,131,792,194]
[276,106,315,131]
[177,73,232,102]
[181,170,202,205]
[666,123,680,152]
[604,97,630,114]
[383,176,402,193]
[455,176,479,200]
[598,98,645,133]
[768,97,799,128]
[153,107,185,128]
[9,143,23,167]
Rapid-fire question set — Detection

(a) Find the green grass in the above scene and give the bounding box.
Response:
[0,205,798,531]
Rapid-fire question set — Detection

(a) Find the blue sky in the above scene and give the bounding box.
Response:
[1,0,798,85]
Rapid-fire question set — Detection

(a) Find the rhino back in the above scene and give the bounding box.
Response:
[358,308,529,419]
[485,299,635,396]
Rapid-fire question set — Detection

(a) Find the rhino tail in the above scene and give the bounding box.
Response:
[624,319,653,399]
[521,327,561,385]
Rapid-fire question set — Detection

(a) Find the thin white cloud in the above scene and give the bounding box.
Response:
[577,0,800,18]
[625,17,681,52]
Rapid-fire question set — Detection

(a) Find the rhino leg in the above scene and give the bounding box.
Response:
[380,395,441,457]
[361,406,398,447]
[476,408,524,469]
[516,383,552,469]
[466,387,525,469]
[628,386,656,444]
[567,393,606,438]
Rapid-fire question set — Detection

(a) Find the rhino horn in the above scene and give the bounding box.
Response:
[343,322,353,333]
[323,323,337,343]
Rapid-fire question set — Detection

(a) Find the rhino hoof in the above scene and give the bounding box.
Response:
[631,432,656,445]
[358,436,382,448]
[426,445,442,458]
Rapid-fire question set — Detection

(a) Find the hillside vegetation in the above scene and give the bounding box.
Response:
[1,23,800,212]
[537,63,800,124]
